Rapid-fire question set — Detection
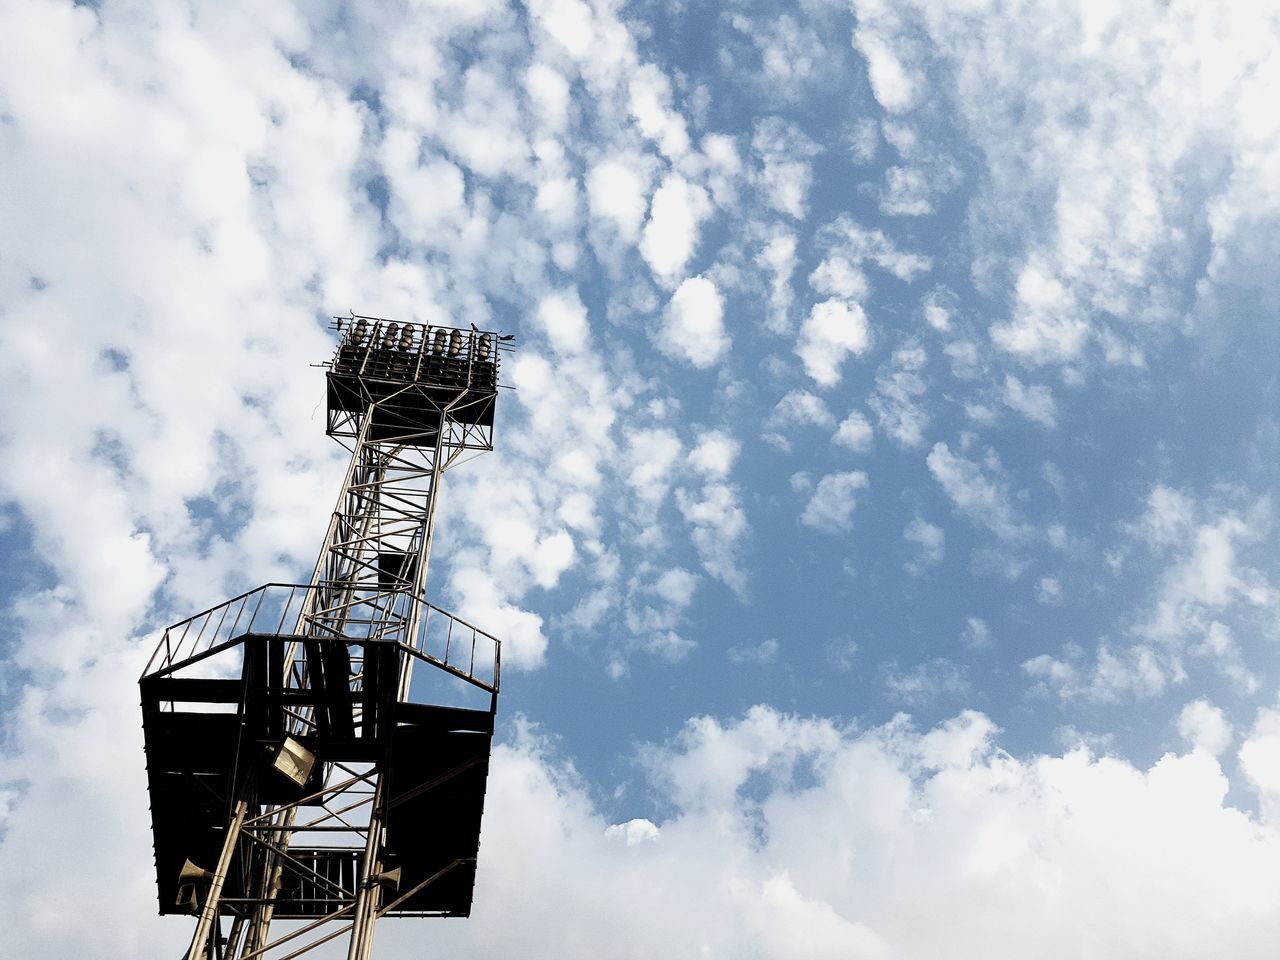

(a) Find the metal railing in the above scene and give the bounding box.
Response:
[141,583,500,694]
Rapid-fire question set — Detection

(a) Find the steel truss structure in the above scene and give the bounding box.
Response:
[141,316,509,960]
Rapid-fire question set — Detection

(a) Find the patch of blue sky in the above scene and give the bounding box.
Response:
[0,508,56,660]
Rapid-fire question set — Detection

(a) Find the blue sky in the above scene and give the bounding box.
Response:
[2,0,1280,956]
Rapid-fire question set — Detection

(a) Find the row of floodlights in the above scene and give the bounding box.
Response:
[338,317,512,362]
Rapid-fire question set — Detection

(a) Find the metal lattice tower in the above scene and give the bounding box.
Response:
[140,316,508,959]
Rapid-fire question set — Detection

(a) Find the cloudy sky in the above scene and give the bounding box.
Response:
[3,0,1280,956]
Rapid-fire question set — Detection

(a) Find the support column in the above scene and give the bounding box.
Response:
[186,799,249,960]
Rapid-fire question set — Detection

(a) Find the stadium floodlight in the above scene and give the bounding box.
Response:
[270,737,317,789]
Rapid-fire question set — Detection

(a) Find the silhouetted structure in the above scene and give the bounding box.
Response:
[141,316,507,959]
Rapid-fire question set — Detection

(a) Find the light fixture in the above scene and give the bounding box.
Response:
[270,737,317,788]
[448,329,462,357]
[432,328,448,355]
[352,318,369,345]
[477,333,492,361]
[398,326,413,351]
[382,322,399,349]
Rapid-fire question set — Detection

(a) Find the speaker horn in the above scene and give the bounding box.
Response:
[371,867,401,891]
[175,859,214,913]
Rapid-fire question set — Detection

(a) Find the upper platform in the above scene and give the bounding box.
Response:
[324,316,507,447]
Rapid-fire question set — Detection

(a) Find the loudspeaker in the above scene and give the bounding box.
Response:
[175,859,214,913]
[372,867,401,890]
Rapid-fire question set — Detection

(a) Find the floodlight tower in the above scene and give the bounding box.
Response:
[140,316,508,960]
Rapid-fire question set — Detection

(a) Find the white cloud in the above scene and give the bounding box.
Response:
[880,165,932,216]
[381,140,469,241]
[764,390,835,449]
[1128,488,1275,695]
[1135,485,1197,547]
[767,390,835,432]
[436,66,532,179]
[1095,648,1170,701]
[797,220,928,388]
[525,62,572,132]
[1131,491,1269,701]
[1037,576,1063,605]
[604,817,660,846]
[446,316,627,648]
[536,287,591,354]
[1023,644,1167,704]
[752,117,820,219]
[529,0,596,58]
[657,275,728,367]
[688,430,739,479]
[855,30,918,114]
[869,342,929,448]
[654,566,699,608]
[796,299,872,387]
[926,442,1027,542]
[832,410,874,452]
[1178,699,1233,757]
[628,64,691,159]
[817,217,931,282]
[1240,708,1280,821]
[1164,513,1262,615]
[726,13,832,102]
[692,133,742,213]
[903,517,944,572]
[810,255,869,300]
[921,286,953,331]
[648,630,698,661]
[990,260,1090,365]
[728,637,781,665]
[587,156,652,242]
[1022,653,1080,693]
[449,565,551,668]
[1003,374,1058,428]
[622,427,683,512]
[962,617,993,649]
[380,707,1280,959]
[944,340,981,379]
[677,478,748,595]
[640,174,713,284]
[625,565,700,662]
[1196,621,1259,697]
[885,657,969,705]
[789,471,814,495]
[800,471,869,533]
[851,2,1280,365]
[757,229,798,333]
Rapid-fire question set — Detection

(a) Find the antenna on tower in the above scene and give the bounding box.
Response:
[140,314,508,959]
